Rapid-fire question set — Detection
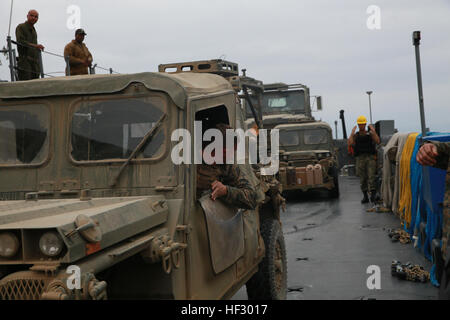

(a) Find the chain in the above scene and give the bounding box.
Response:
[388,228,411,244]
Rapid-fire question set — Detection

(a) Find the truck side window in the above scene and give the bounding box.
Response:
[0,106,49,165]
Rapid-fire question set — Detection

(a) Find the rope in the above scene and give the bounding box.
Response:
[10,40,120,75]
[398,132,419,227]
[15,65,56,78]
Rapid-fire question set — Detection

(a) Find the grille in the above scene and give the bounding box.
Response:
[0,279,46,300]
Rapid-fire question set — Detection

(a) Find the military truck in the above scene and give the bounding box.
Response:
[277,121,339,197]
[244,82,339,198]
[0,71,287,300]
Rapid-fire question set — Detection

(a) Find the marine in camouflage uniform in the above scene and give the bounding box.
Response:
[197,163,257,210]
[349,117,380,203]
[15,10,44,80]
[196,123,257,210]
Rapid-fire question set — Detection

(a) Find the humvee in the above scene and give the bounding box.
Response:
[244,83,339,197]
[0,71,287,299]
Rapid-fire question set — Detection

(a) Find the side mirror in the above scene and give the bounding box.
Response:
[316,96,323,111]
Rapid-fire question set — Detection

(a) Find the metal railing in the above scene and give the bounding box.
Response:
[3,36,120,82]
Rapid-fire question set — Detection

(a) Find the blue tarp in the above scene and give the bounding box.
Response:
[419,133,450,284]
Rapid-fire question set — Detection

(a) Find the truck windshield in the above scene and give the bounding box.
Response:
[303,128,329,145]
[280,130,300,147]
[248,90,306,116]
[0,105,49,165]
[71,97,166,161]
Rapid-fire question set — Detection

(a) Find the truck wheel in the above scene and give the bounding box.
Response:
[246,218,287,300]
[330,166,340,198]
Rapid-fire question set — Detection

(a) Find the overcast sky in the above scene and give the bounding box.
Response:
[1,0,449,135]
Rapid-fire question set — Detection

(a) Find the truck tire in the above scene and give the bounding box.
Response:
[246,218,287,300]
[330,166,340,198]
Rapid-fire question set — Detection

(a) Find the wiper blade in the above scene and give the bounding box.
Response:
[110,113,167,187]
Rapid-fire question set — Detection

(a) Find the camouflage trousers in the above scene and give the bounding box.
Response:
[356,154,377,193]
[17,57,40,81]
[442,173,449,260]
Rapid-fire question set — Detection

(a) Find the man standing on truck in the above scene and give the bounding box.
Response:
[15,10,45,80]
[417,141,450,300]
[196,123,257,210]
[64,28,93,76]
[348,116,380,203]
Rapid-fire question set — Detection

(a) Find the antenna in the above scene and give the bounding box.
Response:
[8,0,14,37]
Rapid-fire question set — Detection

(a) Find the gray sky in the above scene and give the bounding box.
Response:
[1,0,449,134]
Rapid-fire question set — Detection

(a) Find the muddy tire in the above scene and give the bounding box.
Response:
[246,218,287,300]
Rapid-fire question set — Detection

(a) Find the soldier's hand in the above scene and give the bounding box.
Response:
[211,180,227,200]
[351,126,357,135]
[416,143,438,166]
[37,44,44,51]
[368,124,375,132]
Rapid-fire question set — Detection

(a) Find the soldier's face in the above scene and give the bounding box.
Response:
[27,11,39,25]
[75,34,85,43]
[358,124,366,131]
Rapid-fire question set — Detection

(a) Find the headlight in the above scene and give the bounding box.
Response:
[39,232,64,257]
[0,232,20,258]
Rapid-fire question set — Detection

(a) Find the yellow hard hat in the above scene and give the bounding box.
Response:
[357,116,367,124]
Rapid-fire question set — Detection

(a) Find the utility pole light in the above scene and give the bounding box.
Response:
[366,91,373,124]
[413,31,427,137]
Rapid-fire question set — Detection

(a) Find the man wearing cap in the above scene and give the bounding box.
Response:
[348,116,380,203]
[64,29,93,76]
[15,9,45,80]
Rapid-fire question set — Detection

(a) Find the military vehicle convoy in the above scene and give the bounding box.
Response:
[245,83,339,198]
[0,67,287,300]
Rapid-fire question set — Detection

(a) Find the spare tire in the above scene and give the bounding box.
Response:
[246,218,287,300]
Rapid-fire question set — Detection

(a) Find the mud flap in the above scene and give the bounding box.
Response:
[199,195,245,275]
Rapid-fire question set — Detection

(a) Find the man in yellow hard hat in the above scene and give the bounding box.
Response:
[348,116,380,203]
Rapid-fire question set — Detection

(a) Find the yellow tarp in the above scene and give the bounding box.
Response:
[398,132,419,227]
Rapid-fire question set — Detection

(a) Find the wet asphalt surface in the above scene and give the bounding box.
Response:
[233,175,439,300]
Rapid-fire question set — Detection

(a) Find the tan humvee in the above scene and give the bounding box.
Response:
[0,72,287,300]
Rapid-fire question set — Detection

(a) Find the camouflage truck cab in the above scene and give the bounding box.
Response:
[277,121,339,197]
[243,82,338,197]
[0,72,287,300]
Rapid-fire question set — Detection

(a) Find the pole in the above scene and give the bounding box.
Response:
[12,49,18,80]
[413,31,427,137]
[366,91,373,124]
[7,36,15,81]
[8,0,14,37]
[38,50,44,78]
[339,110,348,140]
[334,121,338,140]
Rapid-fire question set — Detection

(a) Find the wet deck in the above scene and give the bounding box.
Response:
[234,175,439,300]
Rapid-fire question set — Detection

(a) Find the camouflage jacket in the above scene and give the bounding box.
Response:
[15,22,39,61]
[64,40,93,75]
[430,141,450,171]
[197,164,257,210]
